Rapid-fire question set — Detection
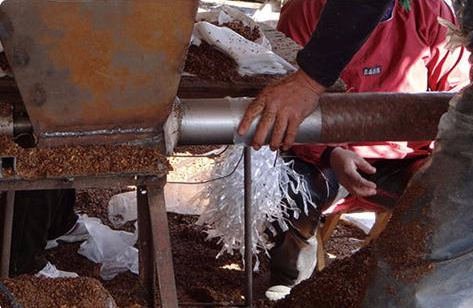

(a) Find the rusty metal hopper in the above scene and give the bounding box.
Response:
[0,0,197,146]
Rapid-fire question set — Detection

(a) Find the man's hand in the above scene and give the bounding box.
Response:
[330,147,377,197]
[238,70,326,151]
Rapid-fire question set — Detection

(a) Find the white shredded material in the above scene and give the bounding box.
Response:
[196,145,316,270]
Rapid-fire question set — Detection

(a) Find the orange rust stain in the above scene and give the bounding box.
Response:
[123,1,197,66]
[39,4,118,125]
[35,2,196,129]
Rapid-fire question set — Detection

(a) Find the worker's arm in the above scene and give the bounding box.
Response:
[238,0,392,151]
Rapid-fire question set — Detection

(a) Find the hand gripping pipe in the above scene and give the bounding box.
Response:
[164,92,454,152]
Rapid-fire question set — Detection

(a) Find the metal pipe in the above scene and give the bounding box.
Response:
[167,92,454,149]
[243,146,253,308]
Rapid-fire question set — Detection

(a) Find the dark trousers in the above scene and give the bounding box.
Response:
[9,189,77,276]
[269,156,427,287]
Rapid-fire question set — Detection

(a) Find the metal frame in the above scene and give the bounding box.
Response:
[0,173,178,308]
[0,149,254,308]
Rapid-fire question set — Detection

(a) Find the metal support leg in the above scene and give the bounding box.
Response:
[0,191,15,277]
[148,184,179,308]
[243,147,253,308]
[137,186,157,307]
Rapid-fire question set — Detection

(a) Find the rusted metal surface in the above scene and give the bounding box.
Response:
[319,92,453,143]
[0,174,164,191]
[147,182,179,308]
[0,1,198,146]
[137,186,157,308]
[0,191,15,277]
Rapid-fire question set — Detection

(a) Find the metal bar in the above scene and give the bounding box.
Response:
[137,186,157,308]
[148,183,179,308]
[0,174,164,191]
[172,93,453,148]
[243,147,253,308]
[0,191,15,277]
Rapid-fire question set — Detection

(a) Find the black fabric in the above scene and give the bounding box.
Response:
[362,157,428,210]
[9,189,77,276]
[297,0,392,87]
[268,155,427,287]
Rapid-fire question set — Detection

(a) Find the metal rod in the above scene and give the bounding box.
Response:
[148,183,179,308]
[137,186,157,308]
[1,191,15,277]
[171,92,454,148]
[244,147,253,308]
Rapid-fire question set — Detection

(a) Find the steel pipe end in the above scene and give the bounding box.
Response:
[163,98,181,155]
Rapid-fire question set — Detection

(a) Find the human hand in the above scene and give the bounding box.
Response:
[330,147,377,197]
[237,70,326,151]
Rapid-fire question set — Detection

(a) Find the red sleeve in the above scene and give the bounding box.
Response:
[425,0,470,91]
[276,0,327,47]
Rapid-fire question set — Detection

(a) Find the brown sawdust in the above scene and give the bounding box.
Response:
[375,178,434,283]
[1,276,117,308]
[0,189,366,308]
[276,247,376,308]
[0,136,170,179]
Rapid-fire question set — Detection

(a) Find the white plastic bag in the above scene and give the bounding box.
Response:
[192,21,294,76]
[108,191,137,229]
[78,218,138,280]
[196,5,271,49]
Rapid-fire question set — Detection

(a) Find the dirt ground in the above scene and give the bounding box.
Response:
[0,188,367,308]
[41,189,367,308]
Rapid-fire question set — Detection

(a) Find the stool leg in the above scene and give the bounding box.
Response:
[364,211,392,245]
[316,226,326,271]
[321,212,342,245]
[148,184,178,308]
[1,191,14,277]
[137,187,157,307]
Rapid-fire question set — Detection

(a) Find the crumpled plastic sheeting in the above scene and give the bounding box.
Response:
[197,145,315,270]
[108,191,137,229]
[78,218,138,280]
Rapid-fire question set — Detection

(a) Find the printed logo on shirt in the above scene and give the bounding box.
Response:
[363,66,382,76]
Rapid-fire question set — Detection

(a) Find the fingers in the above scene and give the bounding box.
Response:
[356,157,376,175]
[282,116,301,151]
[270,114,289,151]
[252,105,277,150]
[344,169,377,197]
[238,96,266,136]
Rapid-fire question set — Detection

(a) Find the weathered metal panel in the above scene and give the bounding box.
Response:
[0,0,197,145]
